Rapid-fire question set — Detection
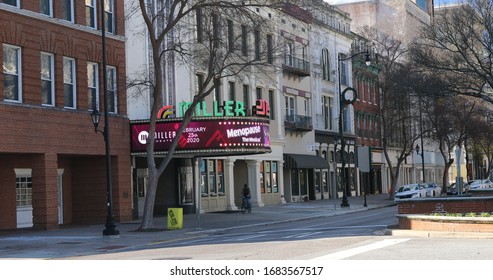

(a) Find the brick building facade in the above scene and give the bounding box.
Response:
[0,1,131,230]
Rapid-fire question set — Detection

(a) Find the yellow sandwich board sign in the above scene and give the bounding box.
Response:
[167,208,183,230]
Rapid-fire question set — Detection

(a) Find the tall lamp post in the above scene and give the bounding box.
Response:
[338,50,371,208]
[89,0,119,236]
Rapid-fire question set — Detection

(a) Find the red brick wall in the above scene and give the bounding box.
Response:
[397,198,493,215]
[0,3,131,230]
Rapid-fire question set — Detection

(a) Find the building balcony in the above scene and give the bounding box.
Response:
[282,54,310,76]
[284,114,313,132]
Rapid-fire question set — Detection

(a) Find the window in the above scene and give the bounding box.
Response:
[260,161,278,194]
[285,41,294,66]
[62,0,74,22]
[1,0,18,7]
[254,30,261,60]
[227,19,234,52]
[285,95,295,118]
[200,159,224,196]
[256,87,262,100]
[228,81,235,100]
[87,62,99,110]
[40,0,53,16]
[196,8,203,43]
[243,84,249,111]
[214,78,221,103]
[322,48,330,81]
[16,175,32,207]
[41,52,55,106]
[340,55,348,86]
[241,25,248,56]
[267,34,273,64]
[416,0,427,11]
[212,13,219,48]
[63,57,76,108]
[3,44,21,102]
[196,73,204,93]
[268,89,275,120]
[86,0,97,28]
[322,96,334,130]
[104,0,115,33]
[106,66,117,113]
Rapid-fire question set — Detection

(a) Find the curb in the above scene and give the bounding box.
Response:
[388,229,493,239]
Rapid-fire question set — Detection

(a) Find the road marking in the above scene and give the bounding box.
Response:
[226,234,266,242]
[311,238,410,260]
[283,231,323,239]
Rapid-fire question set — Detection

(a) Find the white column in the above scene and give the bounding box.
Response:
[247,160,264,207]
[224,159,238,211]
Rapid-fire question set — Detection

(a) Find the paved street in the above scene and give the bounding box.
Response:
[0,194,394,259]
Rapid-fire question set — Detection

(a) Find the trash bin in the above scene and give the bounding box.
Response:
[167,208,183,230]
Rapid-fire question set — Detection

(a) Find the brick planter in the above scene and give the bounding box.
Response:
[395,196,493,232]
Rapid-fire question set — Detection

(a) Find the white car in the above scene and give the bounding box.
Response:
[468,179,493,190]
[423,182,441,197]
[394,184,426,200]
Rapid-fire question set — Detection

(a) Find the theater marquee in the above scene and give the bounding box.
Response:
[131,100,271,156]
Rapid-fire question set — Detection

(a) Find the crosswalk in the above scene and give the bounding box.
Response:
[311,238,410,260]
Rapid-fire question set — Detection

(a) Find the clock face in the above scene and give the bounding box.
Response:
[342,87,357,104]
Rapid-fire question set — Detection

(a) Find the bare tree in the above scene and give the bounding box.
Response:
[412,0,493,102]
[128,0,289,230]
[361,27,416,198]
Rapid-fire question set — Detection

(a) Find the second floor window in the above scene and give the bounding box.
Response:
[86,0,97,28]
[87,62,99,110]
[322,96,334,130]
[1,0,18,7]
[3,44,21,102]
[63,57,76,109]
[267,34,273,64]
[254,30,261,60]
[62,0,74,22]
[41,52,55,106]
[268,89,275,120]
[40,0,52,16]
[107,66,117,113]
[285,95,295,118]
[243,84,250,111]
[228,81,235,100]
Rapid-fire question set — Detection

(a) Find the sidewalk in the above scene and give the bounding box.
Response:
[0,194,395,259]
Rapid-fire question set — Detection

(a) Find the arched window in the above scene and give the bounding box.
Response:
[322,48,330,81]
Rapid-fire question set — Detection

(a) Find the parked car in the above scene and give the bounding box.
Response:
[447,183,459,195]
[394,183,426,200]
[468,179,493,190]
[423,182,441,197]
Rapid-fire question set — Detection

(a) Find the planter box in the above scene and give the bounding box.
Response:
[397,214,493,232]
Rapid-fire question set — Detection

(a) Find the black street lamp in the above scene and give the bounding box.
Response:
[338,50,371,208]
[89,0,119,236]
[416,94,425,183]
[416,144,425,183]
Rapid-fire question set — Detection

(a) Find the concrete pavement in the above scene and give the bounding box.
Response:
[0,194,395,259]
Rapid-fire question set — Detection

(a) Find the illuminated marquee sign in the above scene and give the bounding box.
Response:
[158,99,270,119]
[131,118,271,155]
